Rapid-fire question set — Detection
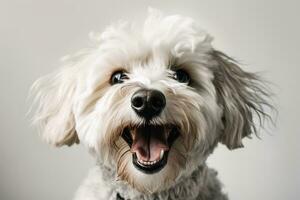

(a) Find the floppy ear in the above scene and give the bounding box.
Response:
[30,67,79,147]
[211,50,271,149]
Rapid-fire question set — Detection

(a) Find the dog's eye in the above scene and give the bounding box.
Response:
[173,69,190,84]
[111,71,128,85]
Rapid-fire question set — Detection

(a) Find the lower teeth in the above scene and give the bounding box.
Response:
[136,151,165,166]
[138,159,159,166]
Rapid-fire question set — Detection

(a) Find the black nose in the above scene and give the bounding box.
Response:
[131,89,166,119]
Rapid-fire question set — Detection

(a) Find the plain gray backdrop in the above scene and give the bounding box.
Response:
[1,0,299,199]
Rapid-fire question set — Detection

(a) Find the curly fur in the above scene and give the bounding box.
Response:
[74,164,227,200]
[29,8,271,200]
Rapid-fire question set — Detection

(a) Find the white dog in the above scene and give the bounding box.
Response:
[30,9,271,200]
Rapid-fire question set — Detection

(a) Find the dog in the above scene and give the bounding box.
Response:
[30,8,271,200]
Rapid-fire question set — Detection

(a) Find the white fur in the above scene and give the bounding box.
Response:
[30,8,271,200]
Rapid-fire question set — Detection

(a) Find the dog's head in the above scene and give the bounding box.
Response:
[30,9,271,193]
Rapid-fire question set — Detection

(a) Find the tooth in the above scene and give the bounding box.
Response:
[160,150,164,160]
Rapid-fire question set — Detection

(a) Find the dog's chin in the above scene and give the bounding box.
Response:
[121,124,180,174]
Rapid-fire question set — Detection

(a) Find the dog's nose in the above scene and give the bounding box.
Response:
[131,89,166,119]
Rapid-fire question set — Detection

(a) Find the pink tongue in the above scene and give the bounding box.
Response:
[131,126,169,162]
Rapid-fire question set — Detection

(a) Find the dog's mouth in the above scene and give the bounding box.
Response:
[121,124,179,174]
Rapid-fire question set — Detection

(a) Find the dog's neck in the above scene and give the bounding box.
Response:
[97,163,226,200]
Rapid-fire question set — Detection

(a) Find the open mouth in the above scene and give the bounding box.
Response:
[121,124,179,174]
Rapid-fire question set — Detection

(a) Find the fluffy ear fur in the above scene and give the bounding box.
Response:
[29,67,79,147]
[211,50,271,149]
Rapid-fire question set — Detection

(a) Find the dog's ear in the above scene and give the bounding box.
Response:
[29,67,79,147]
[211,50,271,149]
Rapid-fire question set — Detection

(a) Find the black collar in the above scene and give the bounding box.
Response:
[116,193,126,200]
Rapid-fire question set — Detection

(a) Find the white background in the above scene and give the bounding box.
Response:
[0,0,299,199]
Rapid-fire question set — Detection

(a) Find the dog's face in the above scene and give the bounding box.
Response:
[31,9,270,193]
